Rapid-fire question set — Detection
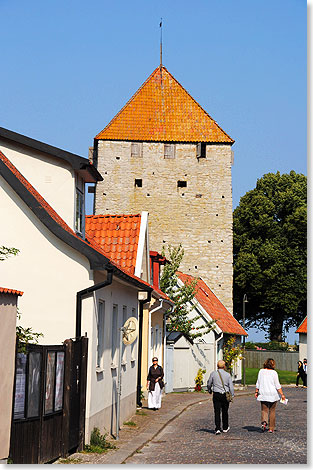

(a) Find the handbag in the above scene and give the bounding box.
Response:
[217,370,233,403]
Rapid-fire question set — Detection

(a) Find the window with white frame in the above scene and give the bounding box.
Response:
[96,300,105,369]
[75,188,84,235]
[111,304,118,365]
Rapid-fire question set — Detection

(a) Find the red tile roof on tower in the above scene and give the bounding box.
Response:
[0,287,23,296]
[95,66,234,144]
[296,317,307,334]
[177,272,247,336]
[85,214,141,275]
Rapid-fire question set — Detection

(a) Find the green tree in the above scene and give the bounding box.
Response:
[0,245,20,261]
[222,336,243,374]
[160,244,215,339]
[233,171,307,341]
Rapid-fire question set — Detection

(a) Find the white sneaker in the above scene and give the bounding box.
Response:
[215,430,221,435]
[223,427,230,433]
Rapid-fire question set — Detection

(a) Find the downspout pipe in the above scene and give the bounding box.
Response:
[148,299,164,367]
[137,291,152,407]
[76,268,113,338]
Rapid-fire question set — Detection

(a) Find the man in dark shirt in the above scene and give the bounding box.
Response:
[207,360,234,434]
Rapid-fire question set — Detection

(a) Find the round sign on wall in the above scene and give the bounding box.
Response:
[122,317,138,345]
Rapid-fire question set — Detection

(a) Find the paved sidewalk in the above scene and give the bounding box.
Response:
[54,386,252,464]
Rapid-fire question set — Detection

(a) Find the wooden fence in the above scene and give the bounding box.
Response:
[9,337,88,464]
[245,350,299,371]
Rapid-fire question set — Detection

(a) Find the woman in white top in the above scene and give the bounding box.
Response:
[255,358,286,433]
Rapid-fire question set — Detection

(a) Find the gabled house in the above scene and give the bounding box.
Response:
[165,272,247,392]
[85,214,174,402]
[0,127,153,440]
[296,316,307,361]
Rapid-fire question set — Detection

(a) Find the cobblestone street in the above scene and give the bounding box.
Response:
[126,387,307,465]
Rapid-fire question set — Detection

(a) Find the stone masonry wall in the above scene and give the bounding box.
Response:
[94,141,233,313]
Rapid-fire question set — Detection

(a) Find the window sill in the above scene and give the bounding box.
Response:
[121,361,127,366]
[96,367,104,374]
[131,358,136,363]
[110,363,117,370]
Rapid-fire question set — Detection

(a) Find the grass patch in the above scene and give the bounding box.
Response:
[123,420,137,427]
[58,457,83,464]
[136,410,147,416]
[83,427,116,454]
[245,368,297,385]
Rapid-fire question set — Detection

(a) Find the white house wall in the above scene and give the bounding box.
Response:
[172,331,215,391]
[0,139,76,228]
[83,273,140,439]
[0,177,93,344]
[299,333,307,361]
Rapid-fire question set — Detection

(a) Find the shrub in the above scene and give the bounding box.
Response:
[83,427,116,454]
[194,368,206,391]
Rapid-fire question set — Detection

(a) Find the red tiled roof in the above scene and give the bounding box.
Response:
[0,287,23,296]
[86,214,172,303]
[177,272,247,336]
[0,150,152,291]
[85,214,141,275]
[95,66,234,144]
[296,317,307,334]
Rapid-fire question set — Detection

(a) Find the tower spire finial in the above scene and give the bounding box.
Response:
[160,18,163,69]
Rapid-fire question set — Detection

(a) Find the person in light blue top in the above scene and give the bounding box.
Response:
[207,360,234,434]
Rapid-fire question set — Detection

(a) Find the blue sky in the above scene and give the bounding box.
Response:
[1,0,307,342]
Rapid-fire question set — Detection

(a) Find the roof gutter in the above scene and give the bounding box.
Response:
[76,268,113,338]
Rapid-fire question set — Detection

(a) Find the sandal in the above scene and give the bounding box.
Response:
[261,421,267,432]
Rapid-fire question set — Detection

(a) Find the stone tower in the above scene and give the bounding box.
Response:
[92,66,234,313]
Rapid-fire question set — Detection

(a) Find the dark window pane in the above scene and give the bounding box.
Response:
[45,352,56,414]
[27,352,42,418]
[54,352,65,411]
[14,353,27,419]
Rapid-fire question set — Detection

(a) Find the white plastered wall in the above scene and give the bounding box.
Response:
[83,272,140,439]
[172,329,216,391]
[0,176,93,344]
[0,139,76,229]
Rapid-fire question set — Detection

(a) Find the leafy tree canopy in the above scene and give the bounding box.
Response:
[233,171,306,341]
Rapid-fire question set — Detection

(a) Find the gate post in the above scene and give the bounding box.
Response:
[78,337,88,451]
[61,339,72,458]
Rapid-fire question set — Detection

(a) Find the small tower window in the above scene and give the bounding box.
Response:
[196,143,206,158]
[135,179,142,187]
[164,144,176,159]
[131,142,143,157]
[177,180,187,188]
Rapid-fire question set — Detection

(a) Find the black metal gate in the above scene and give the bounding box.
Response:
[9,337,88,464]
